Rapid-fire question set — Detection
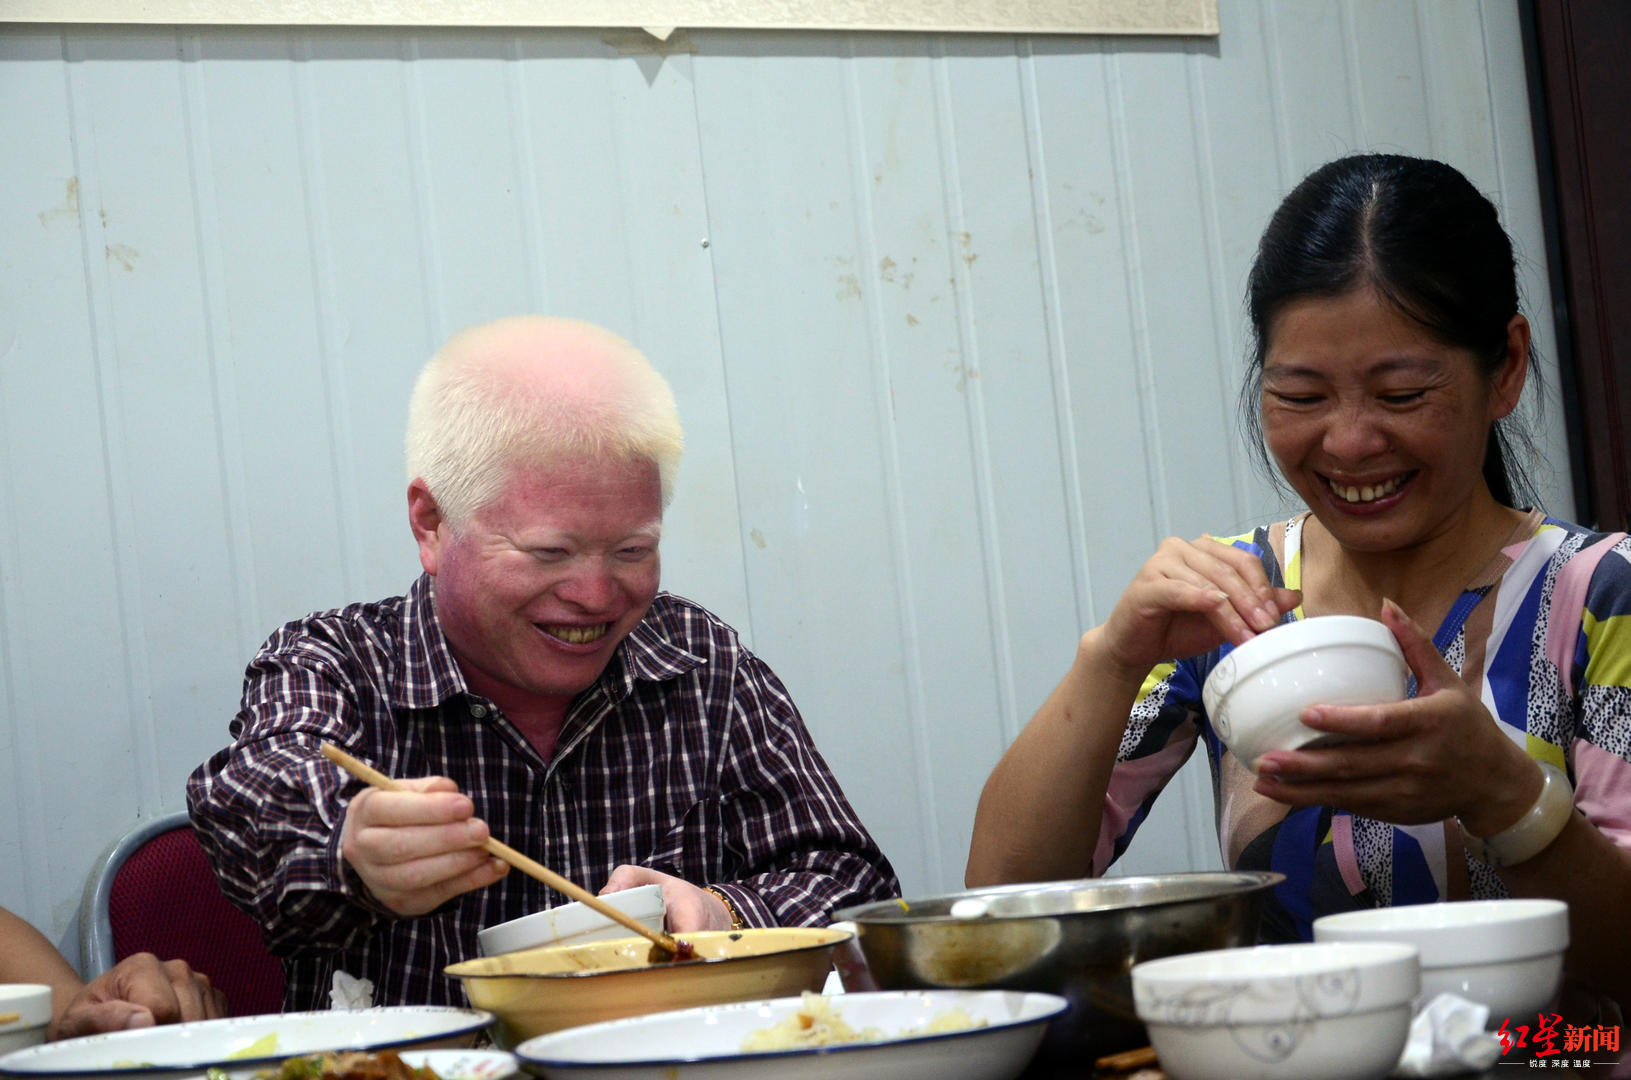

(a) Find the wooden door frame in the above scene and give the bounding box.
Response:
[1522,0,1631,531]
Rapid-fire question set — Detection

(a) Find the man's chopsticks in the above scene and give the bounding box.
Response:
[319,742,690,959]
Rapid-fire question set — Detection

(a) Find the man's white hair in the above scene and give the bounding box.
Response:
[405,316,684,527]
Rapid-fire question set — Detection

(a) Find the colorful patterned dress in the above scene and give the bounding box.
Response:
[1094,510,1631,942]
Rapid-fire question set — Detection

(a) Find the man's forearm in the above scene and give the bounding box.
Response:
[725,847,899,927]
[189,760,388,954]
[0,908,86,1024]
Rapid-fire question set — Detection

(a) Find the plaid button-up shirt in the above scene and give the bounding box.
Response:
[186,574,898,1011]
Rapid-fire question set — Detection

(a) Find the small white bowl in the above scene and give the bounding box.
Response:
[0,986,52,1056]
[1202,615,1409,769]
[478,884,666,957]
[1313,899,1568,1019]
[1132,942,1419,1080]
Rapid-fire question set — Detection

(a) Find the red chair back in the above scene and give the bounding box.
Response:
[107,824,286,1017]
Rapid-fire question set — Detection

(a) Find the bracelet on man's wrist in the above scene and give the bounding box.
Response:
[1458,761,1573,868]
[704,886,747,930]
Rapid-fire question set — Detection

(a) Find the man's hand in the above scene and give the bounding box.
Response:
[339,776,509,916]
[50,953,226,1041]
[600,865,735,932]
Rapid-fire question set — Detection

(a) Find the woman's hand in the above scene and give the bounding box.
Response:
[1252,599,1541,830]
[1097,536,1301,677]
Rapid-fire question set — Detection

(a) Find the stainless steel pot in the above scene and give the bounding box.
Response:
[833,871,1282,1061]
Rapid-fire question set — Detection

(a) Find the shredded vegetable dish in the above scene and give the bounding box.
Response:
[739,992,986,1052]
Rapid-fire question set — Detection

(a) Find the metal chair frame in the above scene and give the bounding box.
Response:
[77,810,194,977]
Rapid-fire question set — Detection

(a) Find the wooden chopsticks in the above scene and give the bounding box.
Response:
[319,742,690,959]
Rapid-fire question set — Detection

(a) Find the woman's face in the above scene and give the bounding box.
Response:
[1259,287,1526,554]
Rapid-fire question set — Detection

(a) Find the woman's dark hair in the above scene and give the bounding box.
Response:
[1241,153,1540,508]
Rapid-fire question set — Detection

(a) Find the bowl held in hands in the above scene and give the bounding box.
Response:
[478,884,666,957]
[1202,615,1409,770]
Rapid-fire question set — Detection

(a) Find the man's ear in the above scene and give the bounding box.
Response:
[407,479,446,576]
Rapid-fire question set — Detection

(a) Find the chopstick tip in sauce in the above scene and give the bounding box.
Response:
[646,937,697,963]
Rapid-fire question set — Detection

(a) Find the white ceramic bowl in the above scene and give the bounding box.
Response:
[1313,899,1569,1019]
[1132,942,1419,1080]
[478,884,665,957]
[1202,615,1409,769]
[0,986,52,1056]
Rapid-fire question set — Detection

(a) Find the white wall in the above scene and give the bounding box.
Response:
[0,0,1571,965]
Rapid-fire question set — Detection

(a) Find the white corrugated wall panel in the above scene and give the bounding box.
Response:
[0,2,1570,959]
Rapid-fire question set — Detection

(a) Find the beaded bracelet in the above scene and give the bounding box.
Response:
[704,886,747,930]
[1459,761,1573,868]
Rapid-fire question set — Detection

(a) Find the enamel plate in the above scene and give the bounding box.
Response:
[514,990,1066,1080]
[0,1006,494,1080]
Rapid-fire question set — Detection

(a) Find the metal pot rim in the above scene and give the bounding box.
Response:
[832,870,1285,925]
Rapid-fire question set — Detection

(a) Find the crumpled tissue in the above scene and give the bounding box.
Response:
[329,970,375,1011]
[1393,993,1501,1077]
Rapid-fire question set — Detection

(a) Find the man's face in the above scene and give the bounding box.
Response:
[416,455,663,711]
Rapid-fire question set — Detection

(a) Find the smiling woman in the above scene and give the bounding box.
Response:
[967,153,1631,1020]
[1256,286,1527,562]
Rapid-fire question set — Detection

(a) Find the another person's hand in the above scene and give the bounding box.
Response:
[600,865,735,932]
[50,953,227,1041]
[1096,536,1301,677]
[1251,599,1541,830]
[339,776,508,916]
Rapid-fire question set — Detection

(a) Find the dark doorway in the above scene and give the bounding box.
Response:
[1525,0,1631,531]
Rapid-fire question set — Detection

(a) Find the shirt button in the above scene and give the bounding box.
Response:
[469,703,488,718]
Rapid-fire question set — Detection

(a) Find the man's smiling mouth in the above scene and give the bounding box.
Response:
[1322,472,1413,504]
[540,623,610,644]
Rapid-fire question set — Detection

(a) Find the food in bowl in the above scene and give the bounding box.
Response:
[741,991,884,1050]
[0,1007,493,1080]
[444,927,850,1048]
[1312,898,1568,1018]
[511,989,1066,1078]
[738,990,986,1051]
[1132,942,1419,1080]
[1202,615,1409,770]
[833,871,1282,1062]
[477,884,665,957]
[226,1050,440,1080]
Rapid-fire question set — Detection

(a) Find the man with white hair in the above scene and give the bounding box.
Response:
[187,317,898,1010]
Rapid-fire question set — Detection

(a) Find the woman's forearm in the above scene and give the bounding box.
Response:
[1498,812,1631,1010]
[966,628,1149,886]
